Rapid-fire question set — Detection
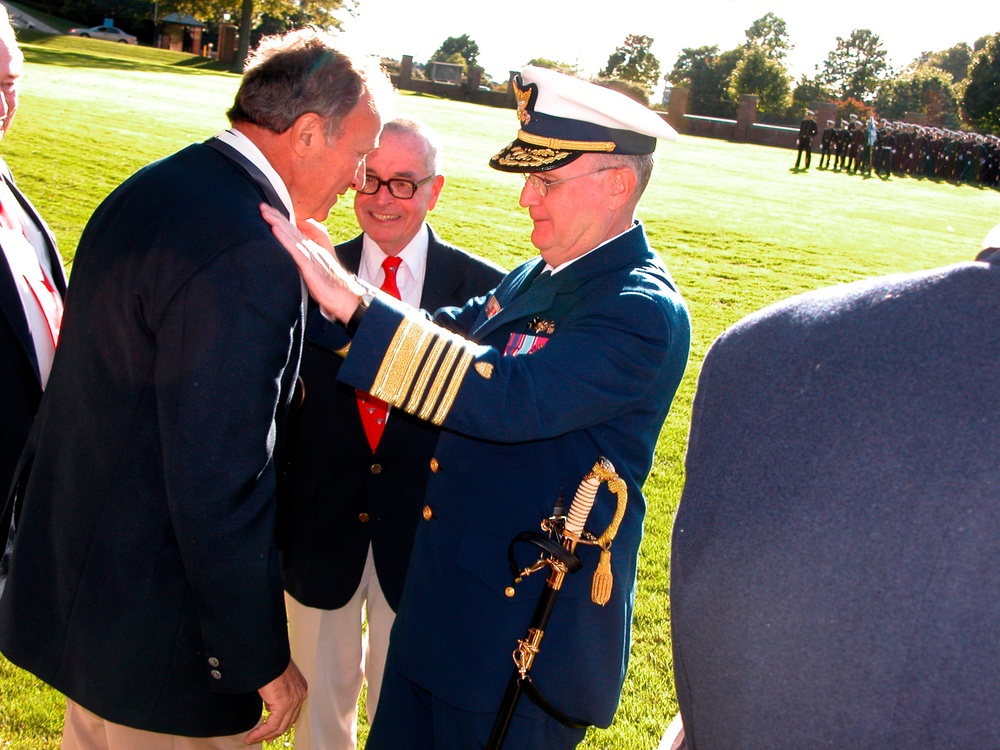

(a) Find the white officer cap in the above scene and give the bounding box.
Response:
[490,65,678,173]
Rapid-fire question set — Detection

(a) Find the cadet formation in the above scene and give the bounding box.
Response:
[810,114,1000,186]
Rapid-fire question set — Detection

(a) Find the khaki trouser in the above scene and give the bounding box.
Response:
[62,698,261,750]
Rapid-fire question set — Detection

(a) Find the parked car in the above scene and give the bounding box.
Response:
[67,26,137,44]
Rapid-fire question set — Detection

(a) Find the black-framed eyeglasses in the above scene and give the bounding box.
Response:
[522,167,617,197]
[355,174,435,200]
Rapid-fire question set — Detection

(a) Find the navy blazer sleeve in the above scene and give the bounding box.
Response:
[153,240,301,692]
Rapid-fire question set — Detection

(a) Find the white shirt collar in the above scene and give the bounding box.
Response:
[214,129,296,222]
[359,223,430,308]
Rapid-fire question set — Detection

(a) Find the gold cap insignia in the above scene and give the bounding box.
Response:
[528,317,556,334]
[515,78,532,126]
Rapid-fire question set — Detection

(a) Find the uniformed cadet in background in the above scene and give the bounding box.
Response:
[818,119,835,170]
[793,109,818,170]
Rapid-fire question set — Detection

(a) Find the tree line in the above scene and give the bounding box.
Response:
[18,0,344,51]
[16,0,999,134]
[659,14,999,135]
[423,21,1000,136]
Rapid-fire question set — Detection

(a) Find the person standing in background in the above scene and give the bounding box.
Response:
[279,117,504,750]
[793,109,817,170]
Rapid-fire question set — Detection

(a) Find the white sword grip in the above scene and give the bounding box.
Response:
[565,474,599,537]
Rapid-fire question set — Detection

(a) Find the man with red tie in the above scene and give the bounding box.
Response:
[278,118,504,750]
[0,7,66,500]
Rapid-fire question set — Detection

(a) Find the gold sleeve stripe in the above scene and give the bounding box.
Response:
[367,313,480,424]
[518,129,617,153]
[370,317,426,404]
[406,336,448,412]
[419,338,462,422]
[387,326,435,404]
[432,348,474,425]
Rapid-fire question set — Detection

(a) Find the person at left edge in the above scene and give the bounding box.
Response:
[0,7,66,504]
[280,118,504,750]
[0,28,390,750]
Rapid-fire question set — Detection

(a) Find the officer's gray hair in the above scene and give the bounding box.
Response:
[227,28,392,142]
[593,152,655,207]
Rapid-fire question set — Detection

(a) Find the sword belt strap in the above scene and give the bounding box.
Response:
[507,531,583,580]
[519,674,591,729]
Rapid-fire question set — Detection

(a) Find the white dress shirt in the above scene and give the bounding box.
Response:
[358,223,430,308]
[1,178,59,386]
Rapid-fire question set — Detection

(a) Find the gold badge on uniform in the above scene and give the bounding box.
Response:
[528,316,555,334]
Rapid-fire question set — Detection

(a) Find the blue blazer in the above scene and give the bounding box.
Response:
[278,226,504,611]
[0,159,66,501]
[671,254,1000,748]
[338,222,690,727]
[0,143,304,737]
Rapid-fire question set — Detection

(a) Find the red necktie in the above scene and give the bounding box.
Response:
[357,257,402,451]
[0,190,63,347]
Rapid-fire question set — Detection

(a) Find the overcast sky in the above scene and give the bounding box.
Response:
[336,0,999,94]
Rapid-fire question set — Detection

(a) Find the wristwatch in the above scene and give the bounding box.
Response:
[346,289,375,336]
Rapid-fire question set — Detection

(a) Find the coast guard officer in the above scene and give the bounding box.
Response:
[668,228,1000,748]
[279,118,504,750]
[263,66,691,750]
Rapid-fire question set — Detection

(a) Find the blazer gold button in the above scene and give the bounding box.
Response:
[371,463,382,475]
[210,670,222,680]
[429,458,439,473]
[422,505,433,521]
[208,657,219,667]
[358,512,370,523]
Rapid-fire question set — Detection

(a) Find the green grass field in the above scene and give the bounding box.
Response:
[2,34,999,750]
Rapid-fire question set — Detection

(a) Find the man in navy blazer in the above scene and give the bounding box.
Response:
[265,65,690,749]
[0,30,391,749]
[279,118,504,750]
[670,236,1000,748]
[0,9,66,503]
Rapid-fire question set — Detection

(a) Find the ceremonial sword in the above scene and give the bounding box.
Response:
[486,456,628,750]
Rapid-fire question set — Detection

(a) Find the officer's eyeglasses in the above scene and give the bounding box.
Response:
[523,167,617,197]
[355,174,435,200]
